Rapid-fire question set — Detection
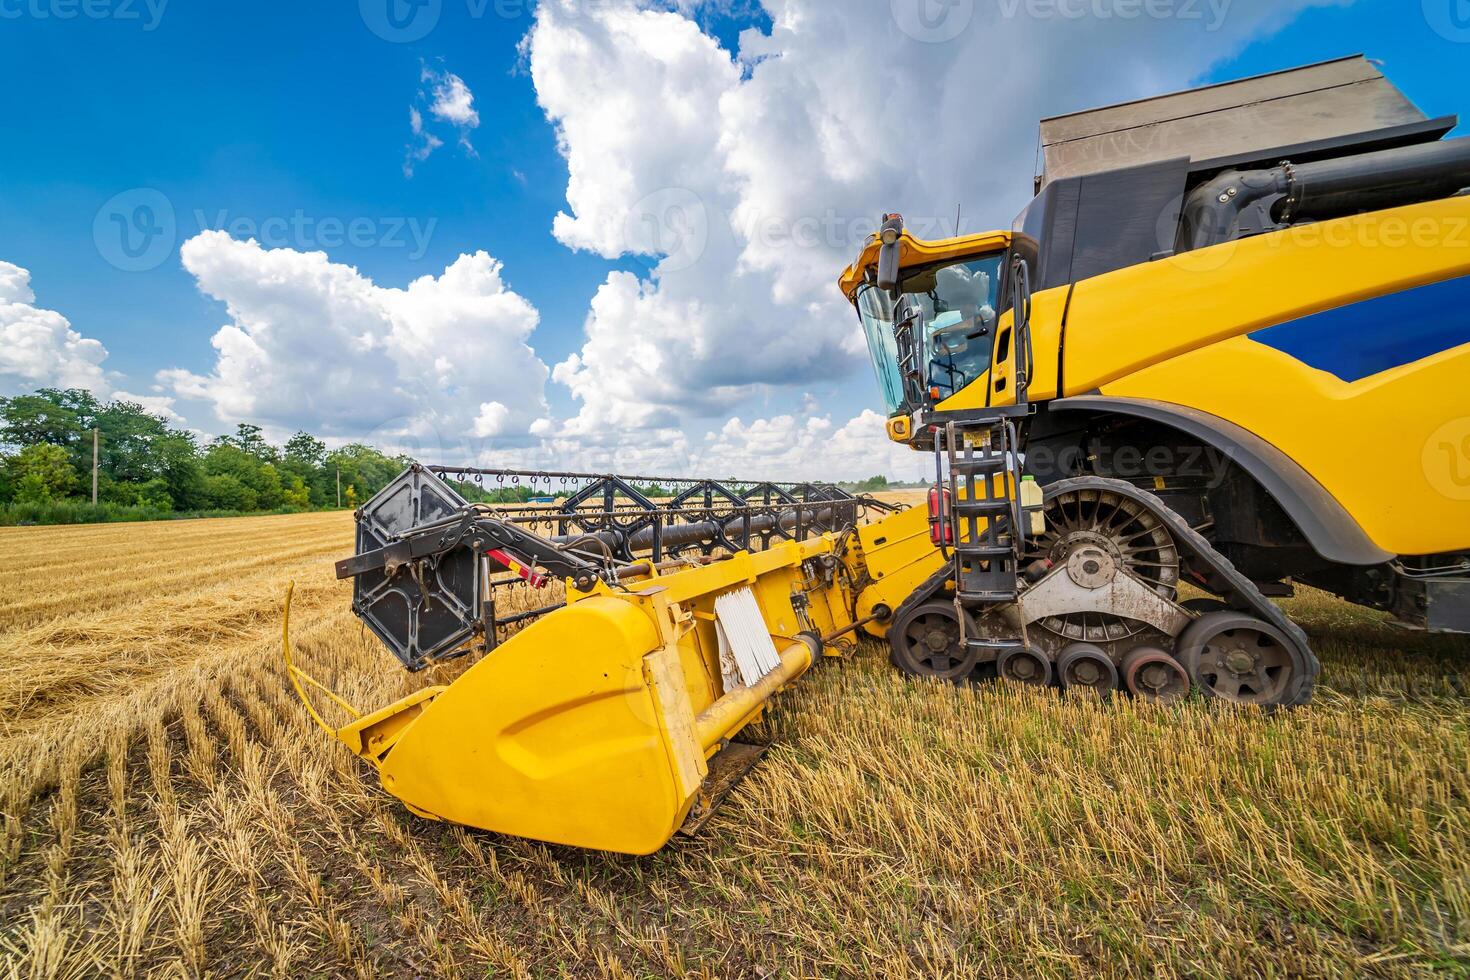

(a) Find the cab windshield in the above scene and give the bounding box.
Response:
[856,253,1004,413]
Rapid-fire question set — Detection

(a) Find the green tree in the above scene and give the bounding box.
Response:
[98,474,139,506]
[6,443,79,503]
[843,475,891,493]
[0,389,93,459]
[156,433,207,511]
[134,478,174,511]
[254,464,284,509]
[94,400,173,485]
[282,474,311,510]
[203,443,283,509]
[283,431,326,467]
[221,423,277,462]
[281,431,329,507]
[0,384,424,520]
[326,444,406,506]
[203,473,257,511]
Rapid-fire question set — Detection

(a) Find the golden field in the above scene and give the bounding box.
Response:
[1,509,1467,978]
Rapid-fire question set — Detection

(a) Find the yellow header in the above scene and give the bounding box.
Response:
[837,228,1011,300]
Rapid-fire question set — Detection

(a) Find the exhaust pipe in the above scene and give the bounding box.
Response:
[1181,136,1470,251]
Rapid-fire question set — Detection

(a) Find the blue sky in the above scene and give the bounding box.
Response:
[1,0,1466,478]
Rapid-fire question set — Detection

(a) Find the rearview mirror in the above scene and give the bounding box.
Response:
[875,213,904,298]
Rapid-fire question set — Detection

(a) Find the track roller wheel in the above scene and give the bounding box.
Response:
[889,601,978,682]
[1057,643,1118,696]
[1122,646,1190,703]
[997,646,1052,687]
[1175,612,1309,708]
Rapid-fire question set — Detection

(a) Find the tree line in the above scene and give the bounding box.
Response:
[0,387,412,523]
[0,386,914,525]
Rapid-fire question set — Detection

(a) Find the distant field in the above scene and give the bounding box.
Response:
[1,511,1466,977]
[872,488,928,507]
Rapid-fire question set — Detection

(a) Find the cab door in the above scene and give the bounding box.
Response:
[935,253,1067,412]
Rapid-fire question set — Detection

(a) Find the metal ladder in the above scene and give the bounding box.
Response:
[940,252,1036,661]
[939,416,1028,660]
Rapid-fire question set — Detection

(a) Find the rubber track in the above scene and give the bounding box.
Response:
[884,561,956,669]
[1045,477,1320,707]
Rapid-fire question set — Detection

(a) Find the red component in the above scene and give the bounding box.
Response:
[486,549,550,589]
[927,486,953,545]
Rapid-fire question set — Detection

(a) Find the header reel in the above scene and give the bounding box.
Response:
[338,463,893,671]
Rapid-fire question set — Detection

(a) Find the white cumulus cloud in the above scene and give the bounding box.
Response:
[526,0,1346,444]
[0,260,111,398]
[427,68,480,130]
[161,231,550,453]
[698,409,928,483]
[405,107,445,177]
[406,64,481,175]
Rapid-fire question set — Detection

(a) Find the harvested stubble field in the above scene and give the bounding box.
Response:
[1,509,1467,978]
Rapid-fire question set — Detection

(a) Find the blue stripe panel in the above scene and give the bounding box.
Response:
[1248,273,1470,382]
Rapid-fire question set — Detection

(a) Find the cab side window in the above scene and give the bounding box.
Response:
[913,254,1003,399]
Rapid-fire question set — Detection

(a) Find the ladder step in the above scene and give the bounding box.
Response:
[954,544,1015,558]
[954,499,1010,516]
[951,457,1007,475]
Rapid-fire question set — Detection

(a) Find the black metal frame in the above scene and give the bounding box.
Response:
[421,465,901,650]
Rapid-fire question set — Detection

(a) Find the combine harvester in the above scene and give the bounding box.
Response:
[290,58,1470,854]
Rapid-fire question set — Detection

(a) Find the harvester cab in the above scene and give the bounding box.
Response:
[845,216,1021,443]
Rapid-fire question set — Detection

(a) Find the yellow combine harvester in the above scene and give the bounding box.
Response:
[291,57,1470,854]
